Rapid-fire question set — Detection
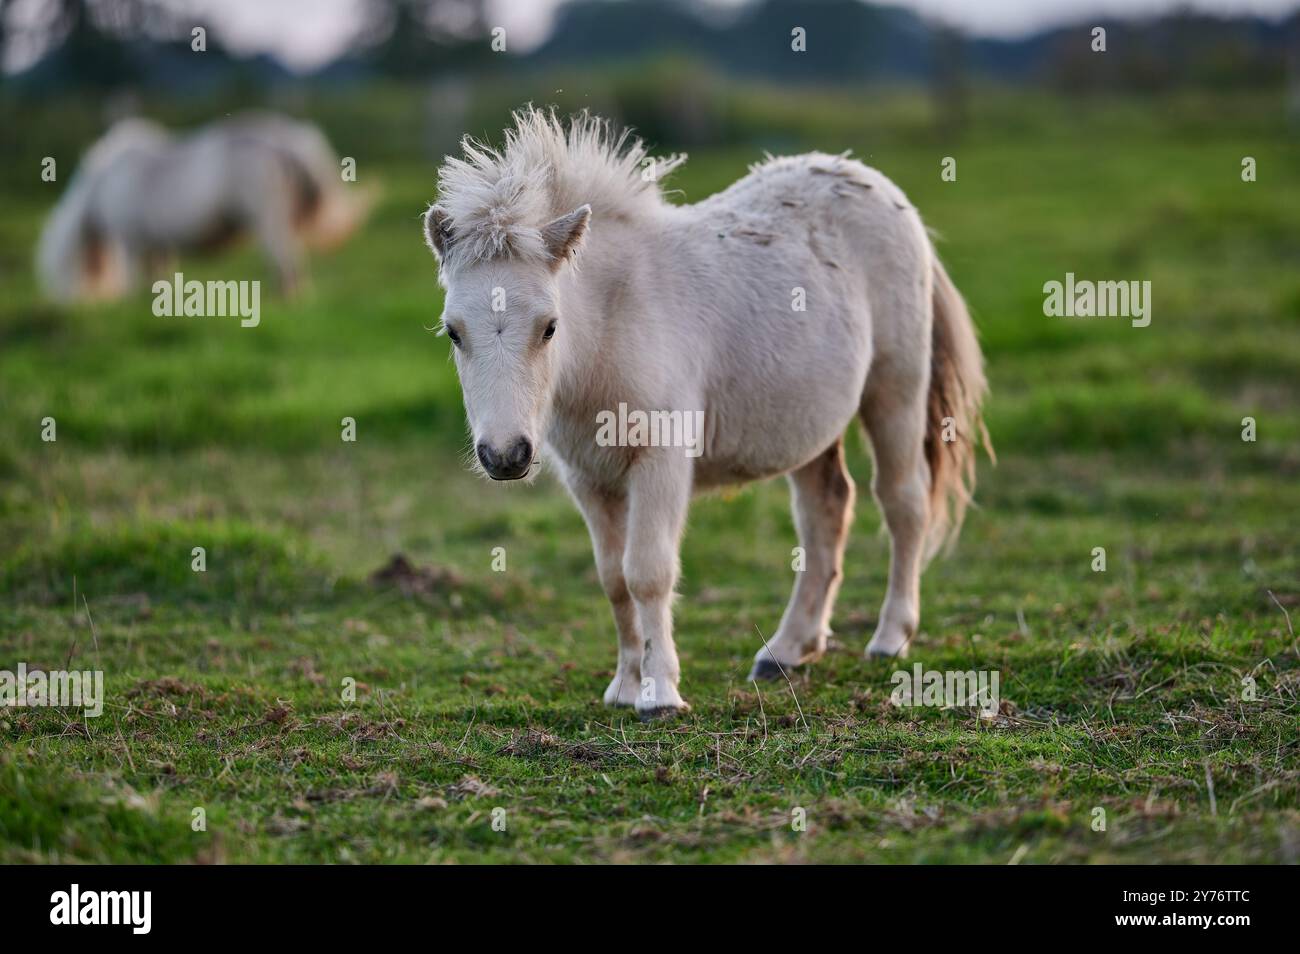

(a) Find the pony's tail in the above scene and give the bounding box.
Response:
[301,179,376,251]
[276,125,375,251]
[922,253,993,562]
[36,175,96,302]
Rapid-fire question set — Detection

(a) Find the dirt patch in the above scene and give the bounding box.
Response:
[286,657,326,686]
[312,711,406,741]
[369,553,463,598]
[304,771,400,804]
[261,703,294,726]
[501,728,604,764]
[448,775,499,799]
[127,677,206,700]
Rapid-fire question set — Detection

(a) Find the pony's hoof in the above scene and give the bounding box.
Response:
[865,639,910,659]
[637,704,689,723]
[602,675,641,708]
[748,657,790,681]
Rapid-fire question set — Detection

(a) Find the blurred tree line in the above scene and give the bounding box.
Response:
[0,0,1295,167]
[0,0,495,89]
[3,0,1295,93]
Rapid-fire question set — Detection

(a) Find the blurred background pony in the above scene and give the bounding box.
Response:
[37,112,371,302]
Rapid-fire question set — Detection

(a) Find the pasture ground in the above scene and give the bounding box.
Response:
[1,89,1297,863]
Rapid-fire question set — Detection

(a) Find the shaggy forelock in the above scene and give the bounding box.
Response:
[433,106,686,270]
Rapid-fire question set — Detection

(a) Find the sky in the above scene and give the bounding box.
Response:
[8,0,1300,73]
[228,0,1300,70]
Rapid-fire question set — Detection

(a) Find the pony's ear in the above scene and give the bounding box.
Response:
[424,205,454,261]
[541,204,591,268]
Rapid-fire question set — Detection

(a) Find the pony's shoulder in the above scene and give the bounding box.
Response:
[690,151,885,215]
[748,151,883,187]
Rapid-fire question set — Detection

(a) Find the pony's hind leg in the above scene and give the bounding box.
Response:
[749,439,855,680]
[251,206,304,295]
[860,367,930,658]
[245,158,305,295]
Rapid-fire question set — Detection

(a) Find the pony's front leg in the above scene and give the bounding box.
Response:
[624,452,692,720]
[569,484,642,707]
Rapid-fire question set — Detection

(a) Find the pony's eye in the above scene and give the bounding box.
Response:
[446,327,462,347]
[542,319,557,342]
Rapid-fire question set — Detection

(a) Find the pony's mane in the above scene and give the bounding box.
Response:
[433,107,685,267]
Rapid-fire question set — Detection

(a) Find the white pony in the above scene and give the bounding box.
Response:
[38,112,370,301]
[425,108,990,719]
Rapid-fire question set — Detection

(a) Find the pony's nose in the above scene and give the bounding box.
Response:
[477,437,533,480]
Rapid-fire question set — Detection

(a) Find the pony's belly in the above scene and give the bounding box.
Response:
[694,388,863,489]
[693,456,794,489]
[693,320,871,489]
[693,440,843,489]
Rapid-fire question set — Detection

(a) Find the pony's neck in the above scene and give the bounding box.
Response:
[555,221,630,370]
[549,215,648,417]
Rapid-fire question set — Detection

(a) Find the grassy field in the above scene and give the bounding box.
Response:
[1,88,1297,863]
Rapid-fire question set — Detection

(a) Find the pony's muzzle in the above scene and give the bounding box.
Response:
[477,437,533,481]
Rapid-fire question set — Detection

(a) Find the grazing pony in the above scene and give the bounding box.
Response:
[37,113,370,301]
[424,108,990,719]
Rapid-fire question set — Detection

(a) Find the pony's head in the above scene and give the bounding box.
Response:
[424,201,590,480]
[424,107,682,480]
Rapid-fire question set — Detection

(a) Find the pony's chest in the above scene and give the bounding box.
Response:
[544,411,638,491]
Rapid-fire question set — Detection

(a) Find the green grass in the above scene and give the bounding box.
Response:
[1,87,1297,863]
